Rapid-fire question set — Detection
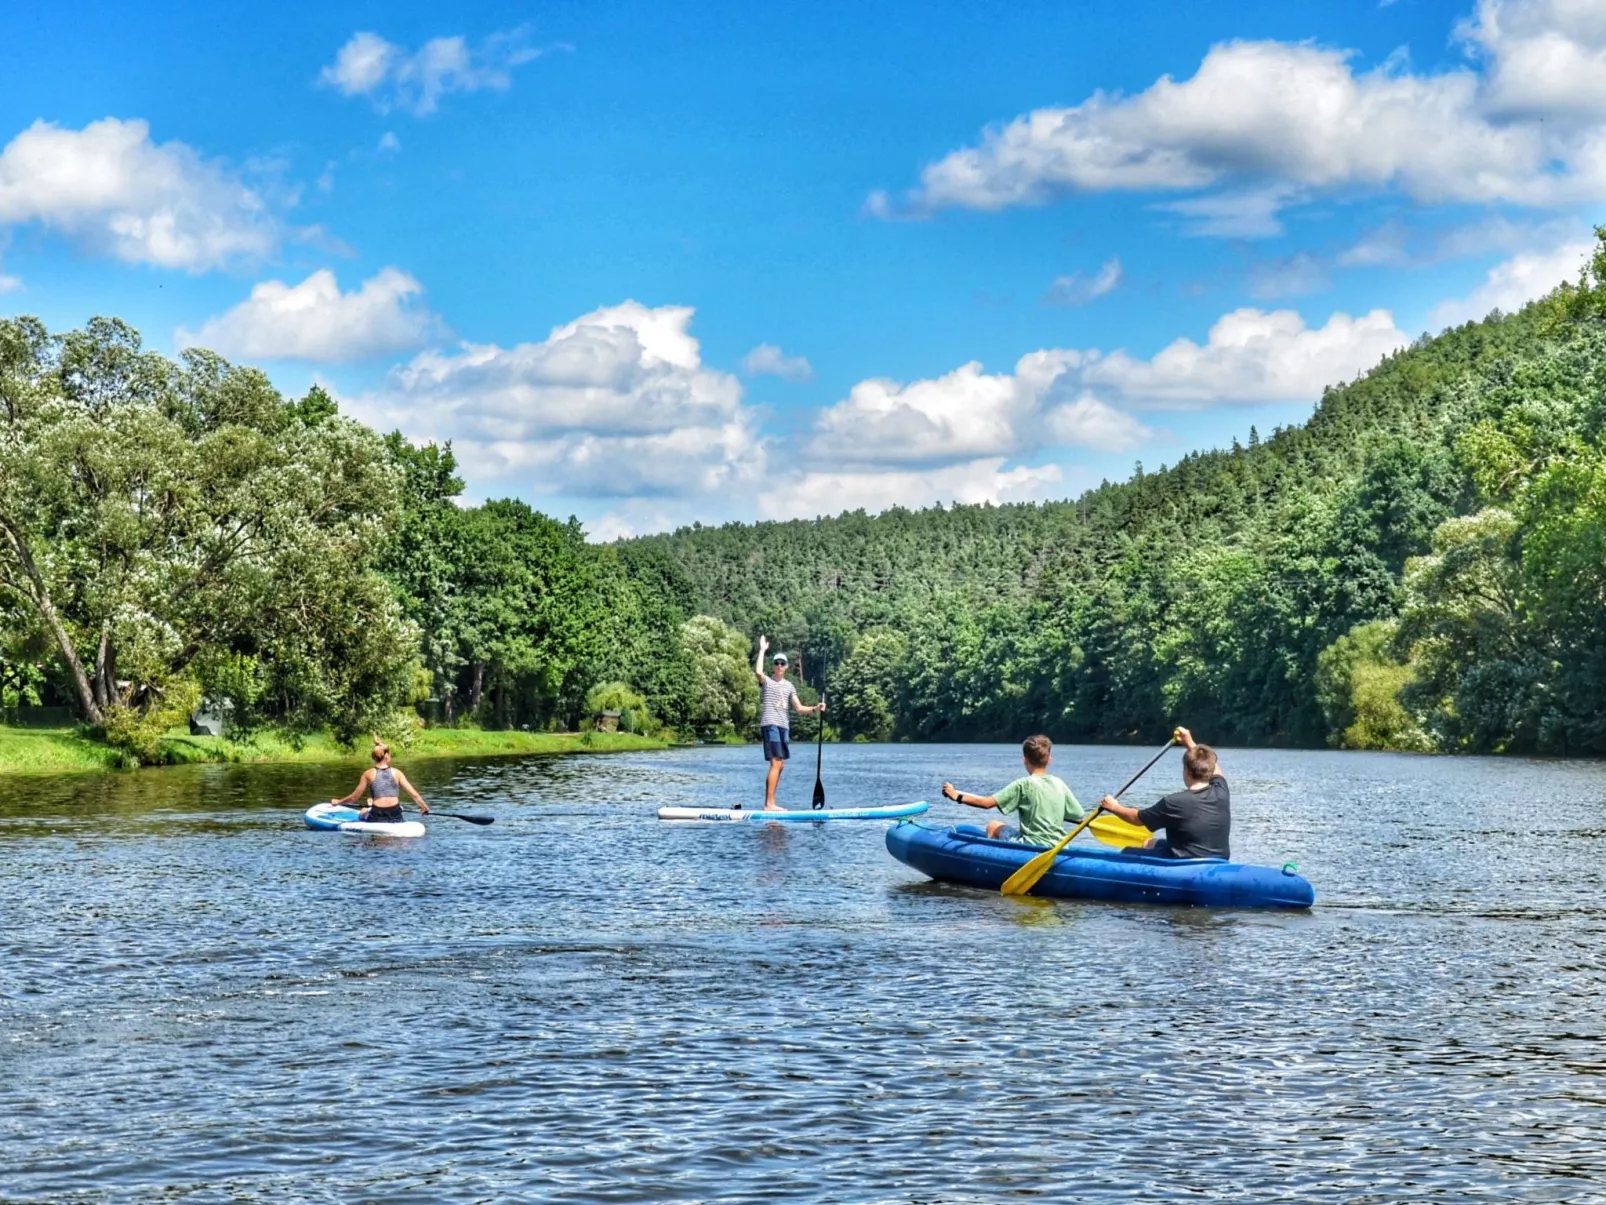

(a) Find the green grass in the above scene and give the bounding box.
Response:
[0,726,124,774]
[0,723,666,775]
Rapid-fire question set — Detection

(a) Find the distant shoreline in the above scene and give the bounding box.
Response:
[0,725,667,776]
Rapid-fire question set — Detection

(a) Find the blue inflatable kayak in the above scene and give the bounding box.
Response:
[886,821,1314,910]
[658,801,928,823]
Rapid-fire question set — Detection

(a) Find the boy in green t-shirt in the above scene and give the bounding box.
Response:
[941,734,1084,845]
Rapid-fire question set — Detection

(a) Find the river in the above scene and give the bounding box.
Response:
[2,743,1604,1203]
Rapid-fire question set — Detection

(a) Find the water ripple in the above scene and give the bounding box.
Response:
[2,745,1605,1202]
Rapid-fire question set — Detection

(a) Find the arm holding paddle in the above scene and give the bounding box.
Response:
[392,769,430,815]
[1100,728,1204,831]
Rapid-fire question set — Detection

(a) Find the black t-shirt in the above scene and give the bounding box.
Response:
[1135,775,1230,860]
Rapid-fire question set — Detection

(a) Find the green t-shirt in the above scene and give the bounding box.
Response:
[993,773,1084,846]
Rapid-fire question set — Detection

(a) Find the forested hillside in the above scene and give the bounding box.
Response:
[6,233,1606,759]
[623,230,1606,755]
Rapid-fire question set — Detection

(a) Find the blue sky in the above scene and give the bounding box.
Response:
[2,0,1602,536]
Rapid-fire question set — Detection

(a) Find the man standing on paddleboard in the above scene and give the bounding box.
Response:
[941,735,1083,843]
[755,635,825,811]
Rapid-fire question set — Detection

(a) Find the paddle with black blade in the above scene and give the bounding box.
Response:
[429,811,495,826]
[1000,731,1177,896]
[810,690,827,810]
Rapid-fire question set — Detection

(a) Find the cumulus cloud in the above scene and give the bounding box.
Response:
[1072,307,1409,409]
[1043,257,1123,306]
[347,301,760,499]
[758,459,1064,522]
[1428,236,1596,328]
[741,342,814,380]
[0,118,277,271]
[803,305,1399,478]
[1461,0,1606,122]
[176,268,440,363]
[872,3,1606,226]
[320,29,542,115]
[805,352,1153,469]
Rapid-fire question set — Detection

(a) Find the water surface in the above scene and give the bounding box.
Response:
[3,744,1605,1203]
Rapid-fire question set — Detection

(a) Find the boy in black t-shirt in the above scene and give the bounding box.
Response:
[1099,727,1230,860]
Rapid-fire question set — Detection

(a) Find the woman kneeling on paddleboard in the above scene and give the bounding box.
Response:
[330,742,431,823]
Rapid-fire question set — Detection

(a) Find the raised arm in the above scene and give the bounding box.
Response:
[394,770,430,814]
[754,634,770,682]
[331,769,374,806]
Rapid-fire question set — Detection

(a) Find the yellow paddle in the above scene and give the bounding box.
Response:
[1088,813,1154,849]
[1000,734,1177,896]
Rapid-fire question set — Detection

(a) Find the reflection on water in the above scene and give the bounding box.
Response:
[3,743,1605,1202]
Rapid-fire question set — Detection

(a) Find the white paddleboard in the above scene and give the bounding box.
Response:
[657,801,928,823]
[305,802,426,837]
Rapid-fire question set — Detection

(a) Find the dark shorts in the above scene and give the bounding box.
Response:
[364,804,405,823]
[760,725,790,762]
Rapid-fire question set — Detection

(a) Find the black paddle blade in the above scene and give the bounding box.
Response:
[437,812,495,825]
[811,780,825,810]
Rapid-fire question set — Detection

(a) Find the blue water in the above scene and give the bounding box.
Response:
[3,743,1605,1202]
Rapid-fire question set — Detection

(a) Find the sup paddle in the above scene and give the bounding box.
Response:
[429,811,495,826]
[1000,733,1177,896]
[811,690,826,810]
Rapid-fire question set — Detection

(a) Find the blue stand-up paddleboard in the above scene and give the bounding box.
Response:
[886,821,1314,909]
[305,802,426,838]
[658,801,928,823]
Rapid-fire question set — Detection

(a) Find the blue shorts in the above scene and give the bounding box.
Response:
[760,725,790,761]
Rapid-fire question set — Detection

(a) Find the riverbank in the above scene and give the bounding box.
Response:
[0,725,666,775]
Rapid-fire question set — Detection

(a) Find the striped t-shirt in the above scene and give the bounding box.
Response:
[759,675,798,729]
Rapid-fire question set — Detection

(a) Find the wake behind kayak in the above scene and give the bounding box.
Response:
[658,801,928,823]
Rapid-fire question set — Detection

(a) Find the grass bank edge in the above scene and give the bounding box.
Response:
[0,725,667,775]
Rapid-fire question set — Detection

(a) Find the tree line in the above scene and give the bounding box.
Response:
[5,229,1605,759]
[624,229,1606,756]
[0,317,765,760]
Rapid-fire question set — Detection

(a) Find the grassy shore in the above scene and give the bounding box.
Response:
[0,724,665,775]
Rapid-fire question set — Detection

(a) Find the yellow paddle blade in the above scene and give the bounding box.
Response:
[1000,830,1073,896]
[1089,814,1153,850]
[1000,807,1102,896]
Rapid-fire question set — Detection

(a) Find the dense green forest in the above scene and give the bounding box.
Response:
[623,230,1606,756]
[4,231,1605,760]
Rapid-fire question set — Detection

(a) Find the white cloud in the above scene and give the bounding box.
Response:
[1043,257,1123,306]
[320,29,541,115]
[758,459,1063,522]
[741,342,814,381]
[378,131,401,153]
[1339,213,1586,269]
[348,301,760,498]
[0,118,278,271]
[803,305,1396,477]
[806,351,1153,470]
[873,5,1606,226]
[1461,0,1606,122]
[1158,184,1301,239]
[176,268,440,363]
[1072,307,1409,409]
[1428,236,1595,328]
